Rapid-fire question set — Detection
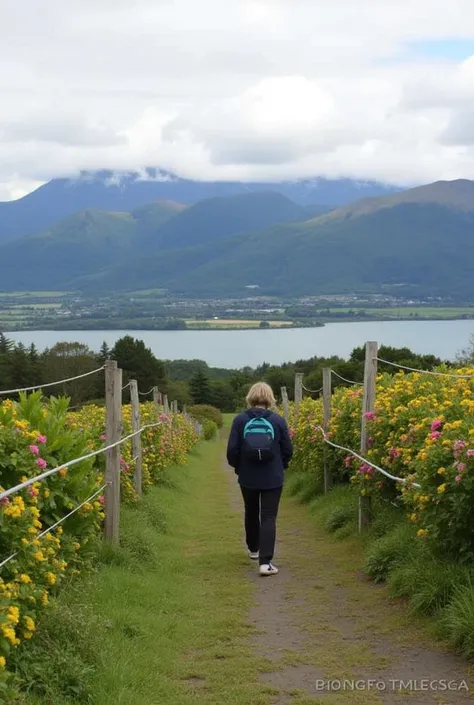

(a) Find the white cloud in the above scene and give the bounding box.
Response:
[2,0,474,198]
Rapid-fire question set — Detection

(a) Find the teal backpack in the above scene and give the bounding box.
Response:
[242,415,275,463]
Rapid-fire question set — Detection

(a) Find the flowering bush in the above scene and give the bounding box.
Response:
[0,393,198,691]
[288,366,474,561]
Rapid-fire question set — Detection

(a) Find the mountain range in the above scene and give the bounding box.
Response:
[0,169,397,243]
[1,173,474,300]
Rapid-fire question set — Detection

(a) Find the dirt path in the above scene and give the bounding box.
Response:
[223,455,474,705]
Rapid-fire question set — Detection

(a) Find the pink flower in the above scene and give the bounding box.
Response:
[389,447,401,459]
[99,495,105,505]
[456,474,463,484]
[430,432,441,441]
[36,434,47,445]
[36,458,47,470]
[0,497,10,506]
[344,456,353,468]
[467,449,474,457]
[367,437,374,446]
[454,440,467,451]
[100,434,106,441]
[28,486,39,497]
[431,419,443,432]
[455,462,467,473]
[29,445,39,455]
[364,412,376,421]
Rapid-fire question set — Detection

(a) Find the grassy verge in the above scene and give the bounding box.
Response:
[287,473,474,660]
[17,439,274,705]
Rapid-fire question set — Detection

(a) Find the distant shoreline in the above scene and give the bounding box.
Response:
[4,313,474,332]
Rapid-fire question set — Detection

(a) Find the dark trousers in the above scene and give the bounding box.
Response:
[240,486,282,565]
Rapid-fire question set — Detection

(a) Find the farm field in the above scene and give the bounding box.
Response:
[185,318,294,328]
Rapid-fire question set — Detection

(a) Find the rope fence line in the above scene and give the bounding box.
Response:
[302,384,323,395]
[0,366,105,396]
[375,357,474,379]
[0,422,163,502]
[138,388,154,397]
[314,426,421,488]
[0,485,108,571]
[331,370,364,386]
[122,382,131,391]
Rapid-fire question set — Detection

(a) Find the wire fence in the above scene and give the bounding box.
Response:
[0,366,106,396]
[375,357,474,379]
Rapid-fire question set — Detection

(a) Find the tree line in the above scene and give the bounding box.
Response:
[0,332,453,411]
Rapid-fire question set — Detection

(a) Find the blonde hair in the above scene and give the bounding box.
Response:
[246,382,276,409]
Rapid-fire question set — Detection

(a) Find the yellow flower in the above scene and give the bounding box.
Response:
[410,513,417,522]
[45,572,56,586]
[417,529,428,538]
[0,656,6,668]
[437,484,447,494]
[2,626,17,644]
[437,467,446,475]
[24,616,35,632]
[19,574,31,584]
[59,468,68,479]
[34,550,45,562]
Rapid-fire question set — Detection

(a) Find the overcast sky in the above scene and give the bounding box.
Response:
[2,0,474,200]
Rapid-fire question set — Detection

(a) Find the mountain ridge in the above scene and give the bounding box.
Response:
[0,168,398,242]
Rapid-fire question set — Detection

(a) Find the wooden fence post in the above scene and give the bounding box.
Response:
[359,341,378,531]
[294,373,303,413]
[173,400,178,414]
[281,386,289,423]
[163,395,170,414]
[129,379,142,497]
[105,359,122,544]
[322,368,332,493]
[152,386,160,415]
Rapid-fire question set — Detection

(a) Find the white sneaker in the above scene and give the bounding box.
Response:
[259,563,278,576]
[248,550,259,560]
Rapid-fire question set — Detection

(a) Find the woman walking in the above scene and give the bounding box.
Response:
[226,382,293,576]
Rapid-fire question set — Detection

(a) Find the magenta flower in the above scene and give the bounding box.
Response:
[36,458,47,470]
[29,445,39,455]
[455,462,467,473]
[456,474,463,484]
[28,486,39,497]
[431,419,443,432]
[367,437,374,446]
[467,449,474,457]
[344,456,353,468]
[364,412,377,421]
[36,434,47,445]
[454,440,467,451]
[430,431,441,441]
[389,447,401,459]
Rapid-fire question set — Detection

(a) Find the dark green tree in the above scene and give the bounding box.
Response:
[111,335,167,395]
[189,370,212,405]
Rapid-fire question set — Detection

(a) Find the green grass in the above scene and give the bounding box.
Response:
[18,439,274,705]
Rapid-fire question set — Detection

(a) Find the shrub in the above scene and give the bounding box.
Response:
[203,420,218,441]
[365,523,418,583]
[389,558,471,616]
[441,578,474,658]
[325,505,356,533]
[188,404,223,429]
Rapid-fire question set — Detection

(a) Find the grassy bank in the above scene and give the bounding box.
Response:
[17,439,272,705]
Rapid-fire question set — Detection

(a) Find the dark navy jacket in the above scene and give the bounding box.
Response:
[226,408,293,490]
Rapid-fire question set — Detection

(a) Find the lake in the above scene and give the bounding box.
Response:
[5,320,474,368]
